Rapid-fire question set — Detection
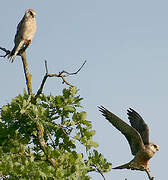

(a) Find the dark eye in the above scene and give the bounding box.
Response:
[29,11,33,16]
[153,144,157,148]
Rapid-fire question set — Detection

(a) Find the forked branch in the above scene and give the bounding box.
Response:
[35,60,86,98]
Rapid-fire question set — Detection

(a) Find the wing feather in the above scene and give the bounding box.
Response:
[14,15,25,44]
[127,108,149,145]
[98,106,144,155]
[8,15,25,60]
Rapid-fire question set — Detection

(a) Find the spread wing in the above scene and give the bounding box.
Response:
[127,108,149,145]
[98,106,144,155]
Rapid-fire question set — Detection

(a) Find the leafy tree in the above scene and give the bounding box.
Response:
[0,50,111,179]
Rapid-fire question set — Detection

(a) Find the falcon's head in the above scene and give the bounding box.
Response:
[149,142,159,153]
[144,142,159,159]
[25,9,36,18]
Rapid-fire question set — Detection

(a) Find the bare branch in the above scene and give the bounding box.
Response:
[45,60,48,74]
[35,74,48,98]
[21,51,33,95]
[91,165,106,180]
[1,45,86,97]
[47,73,74,87]
[59,60,86,77]
[35,60,86,98]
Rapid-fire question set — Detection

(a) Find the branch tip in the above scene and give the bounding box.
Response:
[45,60,48,74]
[61,60,87,77]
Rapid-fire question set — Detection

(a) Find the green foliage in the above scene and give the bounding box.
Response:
[0,87,111,179]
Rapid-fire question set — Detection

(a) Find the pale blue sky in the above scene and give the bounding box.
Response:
[0,1,167,179]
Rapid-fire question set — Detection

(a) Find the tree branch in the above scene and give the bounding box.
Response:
[90,165,106,180]
[1,46,86,99]
[35,60,86,98]
[20,51,33,95]
[58,60,86,77]
[36,121,58,167]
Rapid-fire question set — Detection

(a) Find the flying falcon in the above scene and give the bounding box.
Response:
[8,9,36,62]
[98,106,159,179]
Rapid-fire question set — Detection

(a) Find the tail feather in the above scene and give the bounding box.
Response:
[8,40,25,62]
[113,162,131,170]
[113,162,144,171]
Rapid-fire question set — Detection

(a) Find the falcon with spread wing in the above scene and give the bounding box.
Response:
[98,106,159,179]
[8,9,36,62]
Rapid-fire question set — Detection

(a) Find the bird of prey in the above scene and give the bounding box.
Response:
[98,106,159,179]
[8,9,36,62]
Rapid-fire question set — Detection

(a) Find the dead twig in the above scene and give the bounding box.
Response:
[58,60,86,77]
[35,60,86,98]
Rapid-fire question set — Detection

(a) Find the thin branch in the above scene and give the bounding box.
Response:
[92,165,106,180]
[35,74,48,98]
[58,60,86,77]
[35,60,86,98]
[45,60,48,74]
[47,73,74,87]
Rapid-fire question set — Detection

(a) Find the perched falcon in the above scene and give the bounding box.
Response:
[98,106,159,179]
[8,9,36,62]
